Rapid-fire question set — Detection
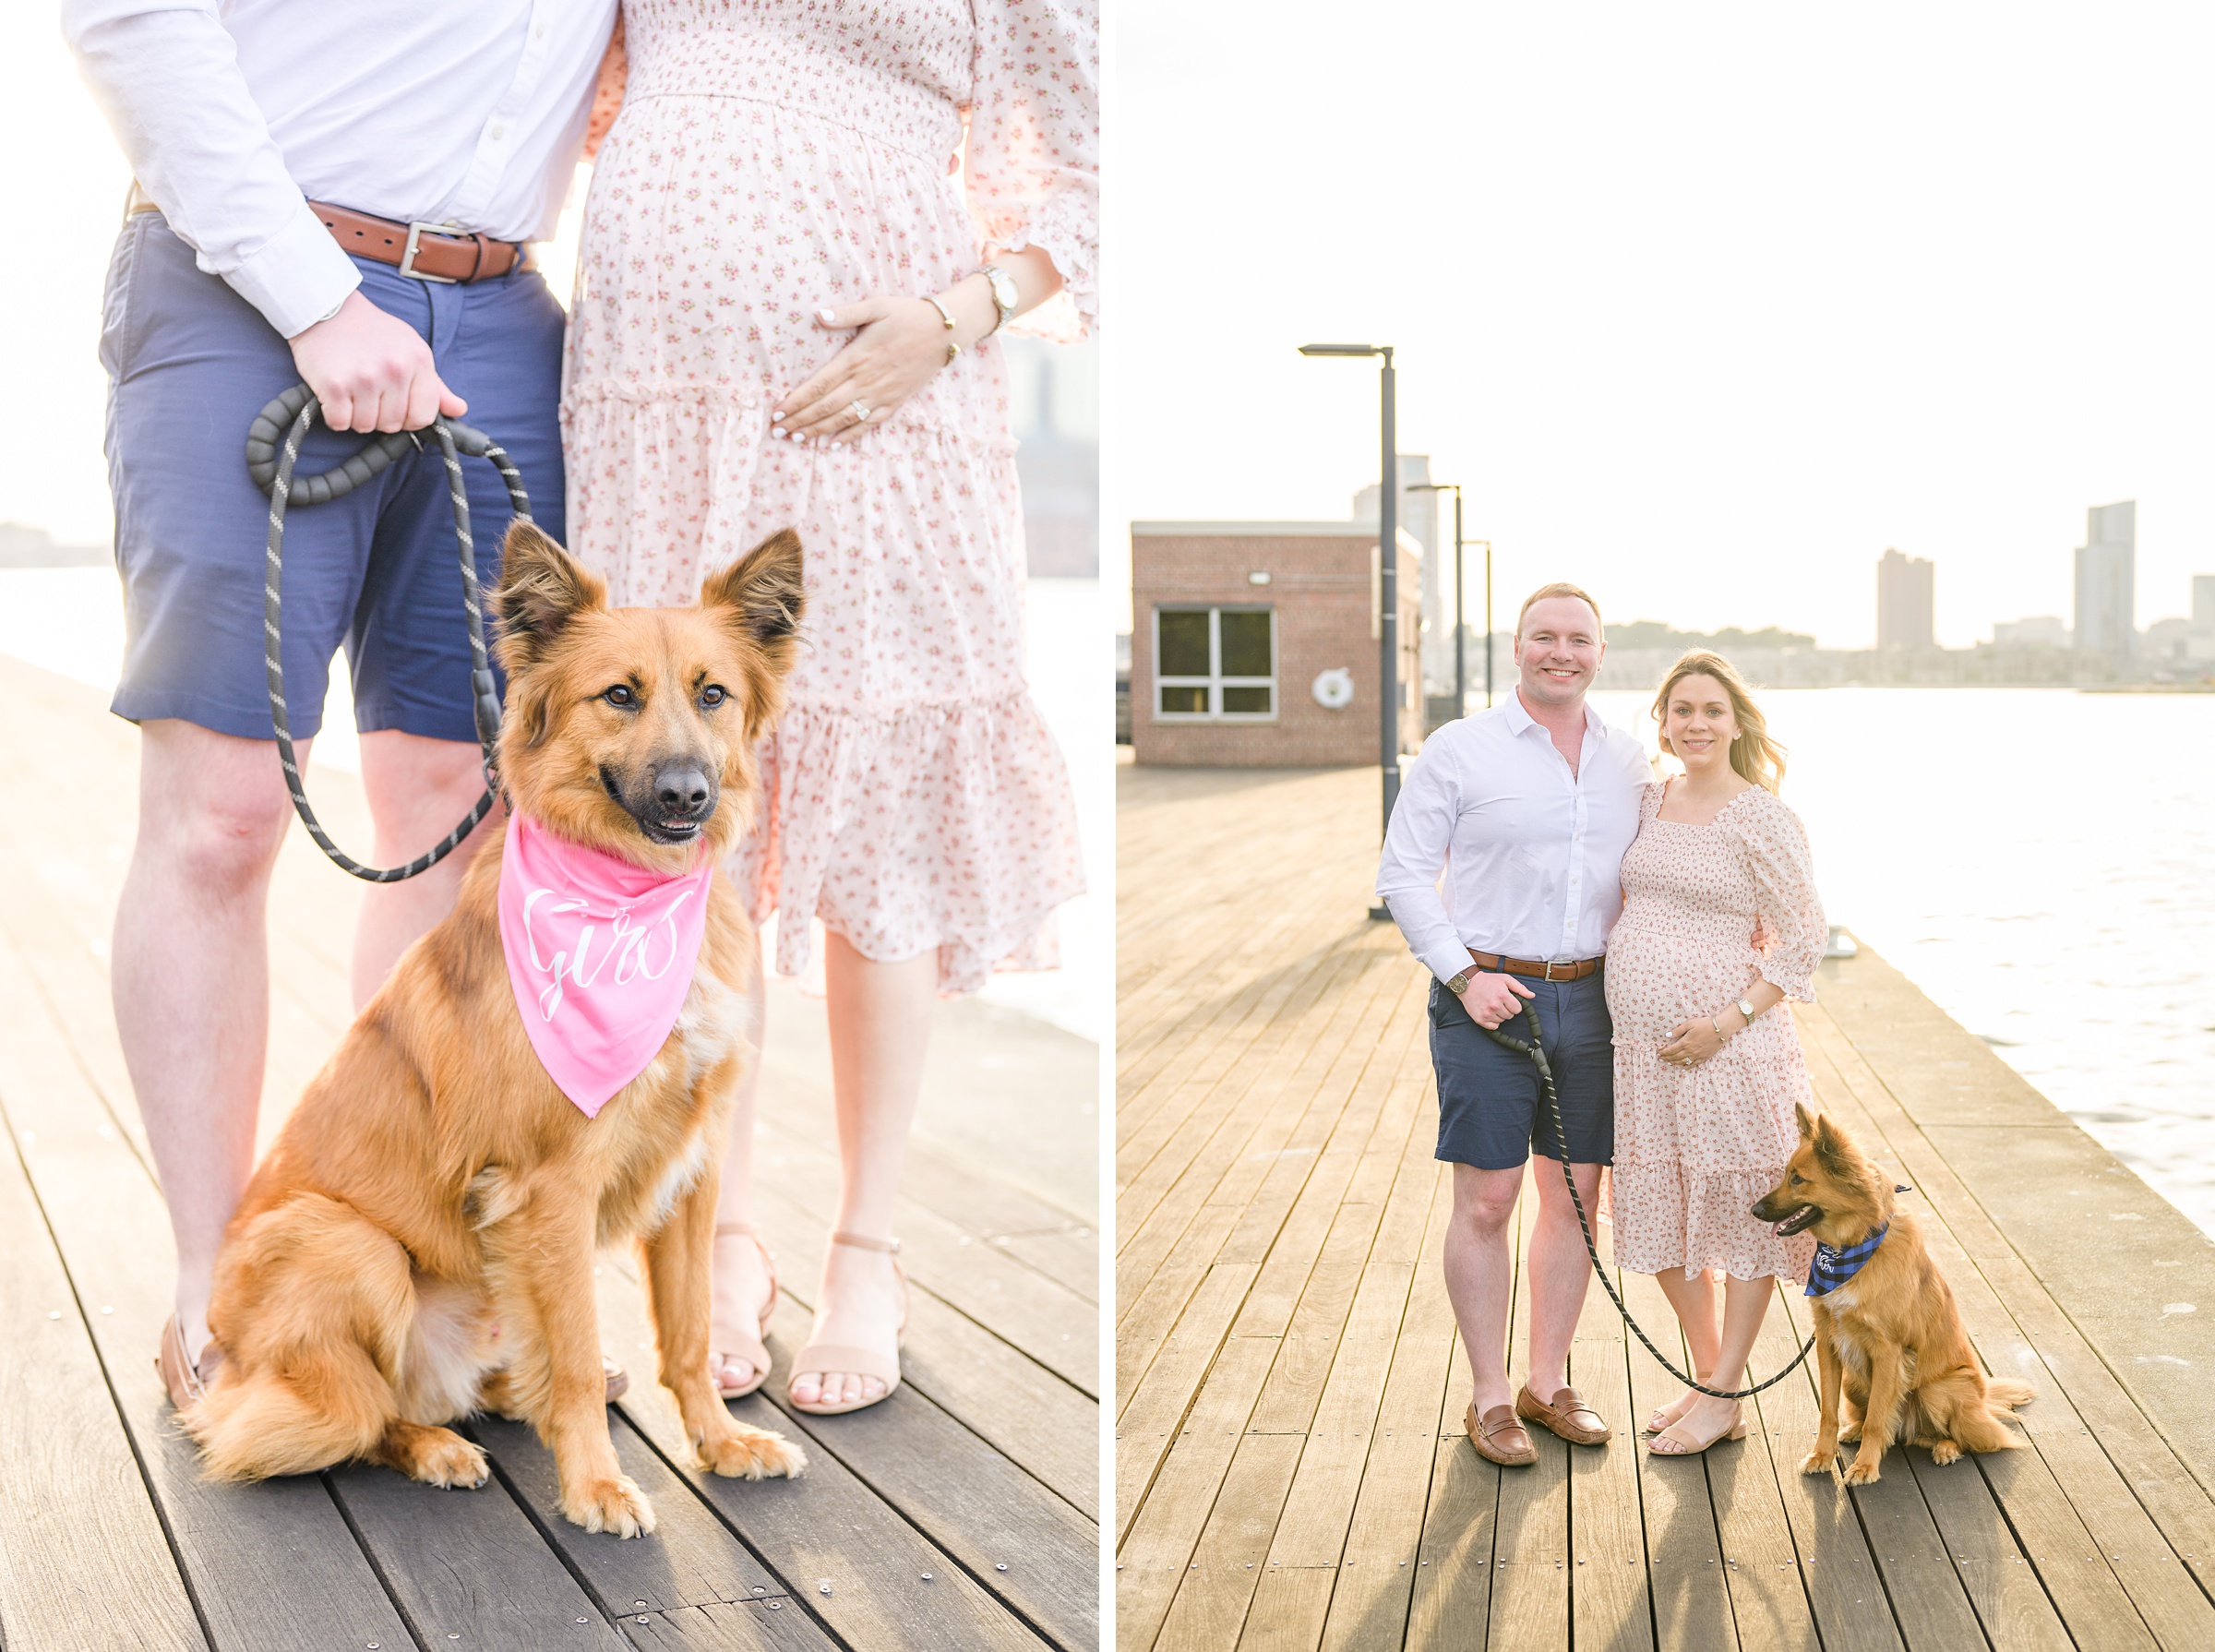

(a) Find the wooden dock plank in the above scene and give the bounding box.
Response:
[591,1254,1082,1651]
[1616,1267,1730,1652]
[0,1095,206,1652]
[471,1411,827,1650]
[0,924,416,1652]
[327,1453,633,1651]
[1569,1270,1655,1652]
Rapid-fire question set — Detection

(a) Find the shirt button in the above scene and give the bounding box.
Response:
[491,123,508,139]
[533,21,546,38]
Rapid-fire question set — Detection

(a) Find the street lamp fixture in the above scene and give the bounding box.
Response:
[1299,344,1400,907]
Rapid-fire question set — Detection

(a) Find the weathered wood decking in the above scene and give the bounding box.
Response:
[1116,756,2215,1651]
[0,654,1100,1652]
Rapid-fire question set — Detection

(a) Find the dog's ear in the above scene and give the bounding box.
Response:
[702,530,805,738]
[1794,1101,1816,1142]
[1811,1112,1852,1175]
[494,520,606,675]
[701,528,806,655]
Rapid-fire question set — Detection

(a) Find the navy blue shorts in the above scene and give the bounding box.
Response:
[99,211,568,742]
[1429,970,1615,1169]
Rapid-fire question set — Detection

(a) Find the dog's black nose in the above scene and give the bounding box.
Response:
[653,762,714,817]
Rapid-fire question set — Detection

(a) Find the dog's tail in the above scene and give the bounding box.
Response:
[1986,1378,2035,1415]
[184,1358,392,1480]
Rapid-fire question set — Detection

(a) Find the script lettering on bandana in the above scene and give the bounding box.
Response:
[497,812,714,1118]
[521,886,697,1021]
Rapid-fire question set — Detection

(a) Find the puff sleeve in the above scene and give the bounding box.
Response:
[964,0,1098,341]
[1731,791,1826,1003]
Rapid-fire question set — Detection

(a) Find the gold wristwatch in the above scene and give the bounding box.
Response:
[977,262,1019,333]
[1446,965,1479,996]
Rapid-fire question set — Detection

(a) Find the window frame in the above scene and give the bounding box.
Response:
[1153,604,1277,722]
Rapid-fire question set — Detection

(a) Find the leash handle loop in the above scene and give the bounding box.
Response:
[1477,999,1817,1402]
[257,388,527,882]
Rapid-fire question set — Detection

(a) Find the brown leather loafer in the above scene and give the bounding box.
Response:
[1466,1402,1538,1466]
[1516,1383,1611,1446]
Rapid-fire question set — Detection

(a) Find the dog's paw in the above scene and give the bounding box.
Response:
[561,1473,657,1538]
[1837,1420,1863,1443]
[1799,1447,1837,1477]
[412,1430,490,1490]
[1840,1454,1884,1486]
[699,1422,807,1481]
[1931,1440,1963,1466]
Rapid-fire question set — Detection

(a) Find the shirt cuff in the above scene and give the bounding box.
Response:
[213,200,363,340]
[1418,940,1473,986]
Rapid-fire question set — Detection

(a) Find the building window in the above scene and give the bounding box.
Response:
[1155,605,1275,719]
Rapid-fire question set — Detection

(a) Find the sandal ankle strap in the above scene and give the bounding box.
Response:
[714,1220,760,1238]
[831,1229,901,1254]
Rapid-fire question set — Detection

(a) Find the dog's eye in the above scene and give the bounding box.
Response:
[1790,1173,1804,1186]
[700,685,727,708]
[604,685,636,709]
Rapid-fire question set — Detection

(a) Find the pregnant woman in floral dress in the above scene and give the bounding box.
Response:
[1605,651,1827,1456]
[567,0,1094,1414]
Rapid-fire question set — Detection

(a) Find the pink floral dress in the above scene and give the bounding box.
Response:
[1605,783,1826,1282]
[561,0,1096,991]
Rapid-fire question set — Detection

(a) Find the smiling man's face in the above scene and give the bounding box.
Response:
[1515,595,1605,710]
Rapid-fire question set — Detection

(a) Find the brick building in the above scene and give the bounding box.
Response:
[1130,521,1422,766]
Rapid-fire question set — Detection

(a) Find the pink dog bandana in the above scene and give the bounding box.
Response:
[497,811,713,1117]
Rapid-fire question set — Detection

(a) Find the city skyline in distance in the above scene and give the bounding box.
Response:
[1109,1,2215,652]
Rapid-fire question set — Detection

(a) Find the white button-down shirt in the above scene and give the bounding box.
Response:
[1376,692,1653,985]
[65,0,618,339]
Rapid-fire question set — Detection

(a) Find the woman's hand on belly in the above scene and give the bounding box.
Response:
[775,294,967,445]
[775,247,1065,445]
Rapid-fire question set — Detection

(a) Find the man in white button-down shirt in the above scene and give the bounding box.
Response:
[65,0,617,1404]
[1377,584,1651,1463]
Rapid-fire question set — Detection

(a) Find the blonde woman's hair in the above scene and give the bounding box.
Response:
[1650,650,1787,793]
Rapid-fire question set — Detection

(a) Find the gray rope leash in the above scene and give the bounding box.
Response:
[1479,1002,1817,1402]
[247,383,527,882]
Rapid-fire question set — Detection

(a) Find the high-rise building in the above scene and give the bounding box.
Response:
[2073,501,2136,660]
[1876,547,1934,650]
[2193,573,2214,631]
[1352,455,1442,692]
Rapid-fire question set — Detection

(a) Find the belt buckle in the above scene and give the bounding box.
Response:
[1542,960,1560,982]
[399,221,460,283]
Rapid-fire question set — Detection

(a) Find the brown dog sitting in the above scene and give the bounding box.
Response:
[184,521,808,1536]
[1752,1104,2032,1485]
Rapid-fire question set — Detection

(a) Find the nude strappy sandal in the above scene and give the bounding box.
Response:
[157,1312,217,1411]
[787,1230,907,1417]
[709,1220,779,1400]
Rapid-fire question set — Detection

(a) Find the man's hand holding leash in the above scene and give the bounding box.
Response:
[1455,969,1535,1030]
[290,292,466,434]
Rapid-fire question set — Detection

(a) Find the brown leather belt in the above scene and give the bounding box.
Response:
[126,185,528,284]
[306,201,526,283]
[1467,948,1604,982]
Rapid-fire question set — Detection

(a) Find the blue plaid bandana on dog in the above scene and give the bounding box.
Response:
[1805,1222,1887,1298]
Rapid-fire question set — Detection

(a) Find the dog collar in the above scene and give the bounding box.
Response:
[497,811,714,1118]
[1805,1221,1887,1298]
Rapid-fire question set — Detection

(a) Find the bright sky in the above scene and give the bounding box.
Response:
[1106,1,2215,646]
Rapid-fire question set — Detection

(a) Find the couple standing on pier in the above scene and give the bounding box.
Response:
[69,0,1093,1423]
[1378,582,1828,1462]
